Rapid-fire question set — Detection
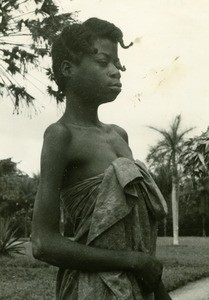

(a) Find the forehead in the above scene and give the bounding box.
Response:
[92,38,119,59]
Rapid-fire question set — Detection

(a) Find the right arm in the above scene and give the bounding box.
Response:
[32,123,162,277]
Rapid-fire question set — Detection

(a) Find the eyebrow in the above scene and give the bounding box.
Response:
[96,52,110,58]
[96,52,119,62]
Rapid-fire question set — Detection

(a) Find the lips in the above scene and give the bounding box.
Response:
[110,82,122,88]
[108,84,122,95]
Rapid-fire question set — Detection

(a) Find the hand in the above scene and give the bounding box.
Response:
[134,252,163,293]
[154,281,172,300]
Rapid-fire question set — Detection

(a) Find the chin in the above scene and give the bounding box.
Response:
[104,90,121,103]
[92,89,121,105]
[99,94,118,104]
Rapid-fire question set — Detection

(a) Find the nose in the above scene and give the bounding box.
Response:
[109,64,121,79]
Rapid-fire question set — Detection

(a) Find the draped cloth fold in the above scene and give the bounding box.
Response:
[56,158,167,300]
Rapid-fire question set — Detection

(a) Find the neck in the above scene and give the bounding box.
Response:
[62,94,101,127]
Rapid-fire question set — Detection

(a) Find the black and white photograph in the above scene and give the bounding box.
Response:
[0,0,209,299]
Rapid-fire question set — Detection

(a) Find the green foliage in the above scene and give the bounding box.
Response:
[148,122,209,237]
[181,127,209,180]
[0,158,18,176]
[150,164,172,200]
[0,158,39,237]
[150,165,173,236]
[0,0,77,112]
[179,128,209,236]
[178,190,209,236]
[0,217,25,256]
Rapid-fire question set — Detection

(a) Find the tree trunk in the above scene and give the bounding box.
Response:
[200,192,207,237]
[24,212,28,238]
[171,178,179,245]
[202,214,206,237]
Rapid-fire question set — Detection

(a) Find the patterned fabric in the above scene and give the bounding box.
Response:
[56,158,167,300]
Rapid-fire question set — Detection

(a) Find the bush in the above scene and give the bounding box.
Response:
[0,217,25,256]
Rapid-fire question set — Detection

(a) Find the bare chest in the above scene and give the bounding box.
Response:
[63,126,133,186]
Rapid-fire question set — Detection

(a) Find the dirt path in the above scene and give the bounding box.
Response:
[169,278,209,300]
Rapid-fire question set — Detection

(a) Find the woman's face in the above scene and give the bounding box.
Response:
[67,38,123,105]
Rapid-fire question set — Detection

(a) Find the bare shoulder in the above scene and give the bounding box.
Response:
[44,121,71,145]
[110,124,129,144]
[41,122,72,173]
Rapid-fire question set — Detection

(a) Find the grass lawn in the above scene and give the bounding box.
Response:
[0,237,209,299]
[157,237,209,291]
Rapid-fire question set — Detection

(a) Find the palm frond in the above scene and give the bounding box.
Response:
[0,217,25,257]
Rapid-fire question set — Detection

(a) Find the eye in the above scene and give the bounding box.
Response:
[98,60,109,67]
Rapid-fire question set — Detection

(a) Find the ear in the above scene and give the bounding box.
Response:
[60,60,75,79]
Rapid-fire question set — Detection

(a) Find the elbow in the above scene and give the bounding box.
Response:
[31,235,44,260]
[31,231,61,265]
[31,234,48,262]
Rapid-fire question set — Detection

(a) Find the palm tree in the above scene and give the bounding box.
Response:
[146,115,193,245]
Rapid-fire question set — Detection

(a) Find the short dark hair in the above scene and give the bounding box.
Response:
[51,17,132,93]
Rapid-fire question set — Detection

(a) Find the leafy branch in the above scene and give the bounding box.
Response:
[0,0,77,113]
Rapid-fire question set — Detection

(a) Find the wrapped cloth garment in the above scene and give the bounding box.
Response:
[56,157,167,300]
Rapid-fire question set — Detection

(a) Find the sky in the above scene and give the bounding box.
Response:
[1,0,209,176]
